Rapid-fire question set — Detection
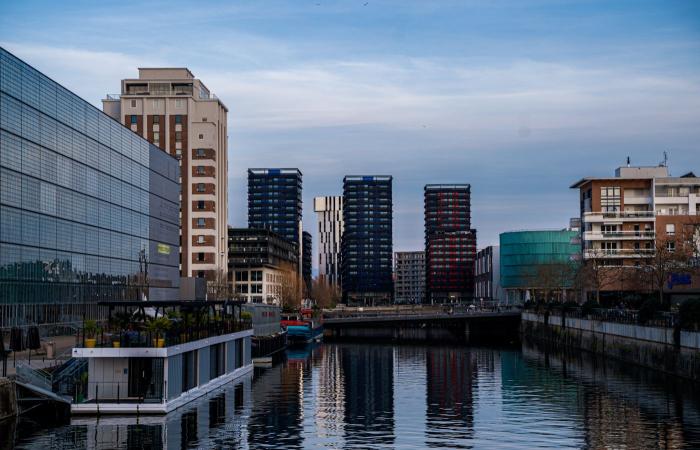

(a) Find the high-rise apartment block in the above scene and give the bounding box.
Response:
[424,184,477,303]
[341,176,393,305]
[103,68,228,283]
[302,230,312,296]
[314,196,343,287]
[571,164,700,299]
[475,246,503,303]
[394,251,425,304]
[1,48,181,328]
[247,168,303,249]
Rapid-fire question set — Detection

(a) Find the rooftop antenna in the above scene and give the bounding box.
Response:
[626,156,631,167]
[660,151,668,167]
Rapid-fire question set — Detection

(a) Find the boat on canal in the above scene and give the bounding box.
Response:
[281,308,323,345]
[70,300,253,415]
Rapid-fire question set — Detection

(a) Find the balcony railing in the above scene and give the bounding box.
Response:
[584,249,655,258]
[584,211,655,220]
[584,231,655,239]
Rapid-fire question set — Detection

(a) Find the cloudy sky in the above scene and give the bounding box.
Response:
[2,0,699,268]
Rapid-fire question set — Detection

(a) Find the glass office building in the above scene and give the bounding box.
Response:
[499,230,580,303]
[0,48,180,329]
[341,175,393,305]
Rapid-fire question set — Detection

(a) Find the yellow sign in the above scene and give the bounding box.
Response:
[157,243,171,255]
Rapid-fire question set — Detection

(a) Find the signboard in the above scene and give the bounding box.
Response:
[157,243,171,255]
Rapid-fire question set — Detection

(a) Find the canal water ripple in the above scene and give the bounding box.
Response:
[7,342,700,449]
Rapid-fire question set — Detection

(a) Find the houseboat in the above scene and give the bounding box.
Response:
[71,300,253,415]
[281,308,323,345]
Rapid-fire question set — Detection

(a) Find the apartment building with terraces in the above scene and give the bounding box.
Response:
[571,164,700,298]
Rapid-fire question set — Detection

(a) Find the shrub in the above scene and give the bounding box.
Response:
[637,299,662,325]
[240,311,253,321]
[679,298,700,331]
[581,299,599,317]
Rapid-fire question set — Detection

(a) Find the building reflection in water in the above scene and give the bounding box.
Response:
[10,343,700,449]
[342,344,395,448]
[425,347,477,448]
[64,375,252,450]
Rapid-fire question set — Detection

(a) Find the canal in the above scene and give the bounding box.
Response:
[6,342,700,449]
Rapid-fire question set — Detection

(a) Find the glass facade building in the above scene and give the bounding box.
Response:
[0,48,180,329]
[499,230,580,303]
[247,168,303,249]
[341,176,393,305]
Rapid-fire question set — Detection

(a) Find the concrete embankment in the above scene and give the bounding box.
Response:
[521,312,700,382]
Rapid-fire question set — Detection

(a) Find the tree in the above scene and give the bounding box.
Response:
[640,223,699,306]
[311,276,341,309]
[576,249,619,304]
[533,261,580,303]
[278,261,303,309]
[208,268,232,301]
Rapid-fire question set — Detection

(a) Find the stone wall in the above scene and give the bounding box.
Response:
[521,312,700,381]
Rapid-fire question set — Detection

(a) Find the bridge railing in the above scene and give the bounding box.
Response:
[323,304,521,320]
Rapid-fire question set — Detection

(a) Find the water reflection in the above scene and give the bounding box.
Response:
[9,342,700,449]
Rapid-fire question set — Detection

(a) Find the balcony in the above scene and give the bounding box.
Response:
[584,249,655,258]
[584,231,655,240]
[583,211,655,222]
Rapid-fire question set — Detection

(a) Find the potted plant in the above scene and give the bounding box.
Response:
[109,311,132,348]
[147,316,171,348]
[84,319,99,348]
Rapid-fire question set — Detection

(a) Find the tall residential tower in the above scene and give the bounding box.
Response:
[341,176,393,305]
[103,68,228,284]
[314,196,343,288]
[424,184,477,303]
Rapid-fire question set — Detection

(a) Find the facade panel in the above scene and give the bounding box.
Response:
[0,48,180,329]
[341,176,393,305]
[424,184,476,303]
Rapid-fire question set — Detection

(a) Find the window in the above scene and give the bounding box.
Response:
[202,117,207,122]
[175,99,184,108]
[196,183,205,192]
[198,134,204,140]
[153,115,160,124]
[251,284,263,294]
[196,148,205,157]
[175,115,182,124]
[197,218,206,227]
[197,235,205,244]
[236,271,249,282]
[130,115,137,124]
[251,271,263,281]
[196,166,205,175]
[153,132,159,143]
[666,224,676,236]
[667,241,676,252]
[197,200,205,210]
[175,131,182,141]
[130,100,136,108]
[197,252,204,262]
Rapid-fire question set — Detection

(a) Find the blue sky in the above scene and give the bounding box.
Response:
[2,0,699,268]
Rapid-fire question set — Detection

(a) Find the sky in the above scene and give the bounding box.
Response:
[2,0,699,270]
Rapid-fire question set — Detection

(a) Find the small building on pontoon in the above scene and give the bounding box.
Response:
[71,300,253,415]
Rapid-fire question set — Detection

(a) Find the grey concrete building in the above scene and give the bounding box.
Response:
[394,251,425,304]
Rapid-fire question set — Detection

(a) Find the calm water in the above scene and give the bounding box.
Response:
[6,342,700,449]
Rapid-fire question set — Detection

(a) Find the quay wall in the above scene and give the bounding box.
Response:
[521,312,700,381]
[0,378,17,422]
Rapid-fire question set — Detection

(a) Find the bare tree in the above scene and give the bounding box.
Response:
[311,276,341,309]
[576,249,619,304]
[641,223,699,305]
[208,268,232,301]
[533,261,580,303]
[278,261,302,310]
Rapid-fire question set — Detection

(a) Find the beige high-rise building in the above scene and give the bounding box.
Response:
[103,68,228,283]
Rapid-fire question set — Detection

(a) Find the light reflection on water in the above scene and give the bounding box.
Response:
[8,342,700,449]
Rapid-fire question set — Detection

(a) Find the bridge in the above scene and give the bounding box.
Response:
[322,307,521,343]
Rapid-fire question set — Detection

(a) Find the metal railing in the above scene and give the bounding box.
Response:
[16,362,53,392]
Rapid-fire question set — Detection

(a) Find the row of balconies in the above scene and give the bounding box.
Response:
[583,230,655,240]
